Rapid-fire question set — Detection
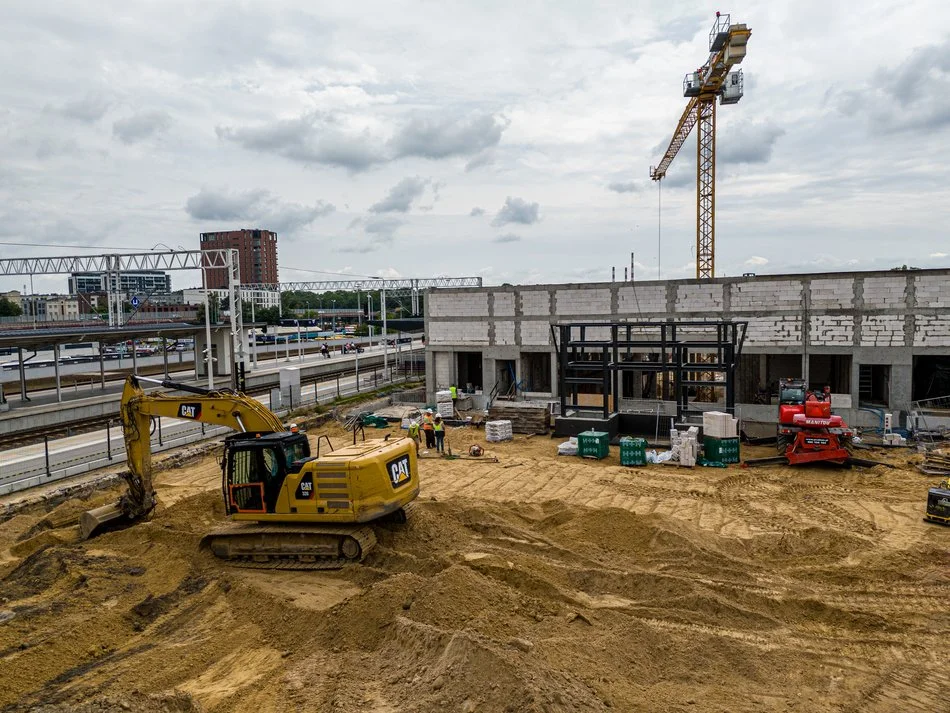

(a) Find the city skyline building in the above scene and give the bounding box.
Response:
[199,229,278,289]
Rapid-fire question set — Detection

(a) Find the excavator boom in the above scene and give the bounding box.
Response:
[80,376,287,539]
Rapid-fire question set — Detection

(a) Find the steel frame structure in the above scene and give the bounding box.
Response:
[245,277,483,320]
[0,250,233,275]
[552,320,747,422]
[650,13,751,279]
[0,249,243,389]
[246,277,482,292]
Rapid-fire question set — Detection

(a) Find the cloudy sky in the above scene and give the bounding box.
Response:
[2,0,949,293]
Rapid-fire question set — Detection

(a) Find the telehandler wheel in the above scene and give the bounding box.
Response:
[776,434,789,455]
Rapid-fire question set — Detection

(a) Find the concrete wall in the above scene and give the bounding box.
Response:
[424,268,950,418]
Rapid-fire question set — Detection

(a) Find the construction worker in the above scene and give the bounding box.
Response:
[449,384,458,413]
[433,414,445,453]
[421,409,436,450]
[408,420,421,455]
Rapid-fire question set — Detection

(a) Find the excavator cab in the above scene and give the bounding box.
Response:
[223,432,311,515]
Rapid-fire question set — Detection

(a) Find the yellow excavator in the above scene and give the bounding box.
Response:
[80,375,419,568]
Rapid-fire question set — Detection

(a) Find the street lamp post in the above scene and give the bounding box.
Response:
[332,300,337,332]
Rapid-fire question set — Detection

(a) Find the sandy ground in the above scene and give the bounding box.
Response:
[1,422,949,712]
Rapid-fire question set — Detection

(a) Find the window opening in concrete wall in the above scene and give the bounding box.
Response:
[859,364,890,406]
[913,356,950,401]
[736,354,803,404]
[456,351,483,392]
[494,359,516,400]
[520,352,551,393]
[808,354,852,394]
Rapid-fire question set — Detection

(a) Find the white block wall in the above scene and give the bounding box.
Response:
[555,288,611,315]
[429,321,489,345]
[494,321,516,345]
[582,326,612,341]
[520,290,551,316]
[745,316,802,346]
[915,275,950,309]
[810,315,854,346]
[915,316,950,347]
[860,315,905,347]
[676,284,723,312]
[493,292,516,317]
[617,285,666,314]
[810,279,853,309]
[434,352,452,388]
[863,277,907,309]
[521,321,552,346]
[732,280,801,310]
[429,293,489,317]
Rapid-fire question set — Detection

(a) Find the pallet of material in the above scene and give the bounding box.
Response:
[487,404,550,434]
[918,452,950,476]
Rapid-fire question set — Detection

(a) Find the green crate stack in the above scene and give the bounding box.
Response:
[703,436,740,464]
[620,437,648,466]
[577,431,610,460]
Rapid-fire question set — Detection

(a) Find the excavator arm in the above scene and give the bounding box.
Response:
[80,375,287,539]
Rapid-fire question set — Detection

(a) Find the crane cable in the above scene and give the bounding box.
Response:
[657,179,662,280]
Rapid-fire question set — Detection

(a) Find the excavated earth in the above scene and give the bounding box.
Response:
[1,423,949,712]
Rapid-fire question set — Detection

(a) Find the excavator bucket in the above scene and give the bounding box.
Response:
[80,501,134,540]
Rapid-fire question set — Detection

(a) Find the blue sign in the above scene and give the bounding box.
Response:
[130,296,140,308]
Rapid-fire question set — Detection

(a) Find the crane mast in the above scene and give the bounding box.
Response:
[650,13,751,279]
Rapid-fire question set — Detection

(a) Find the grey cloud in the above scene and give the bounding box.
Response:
[491,196,540,227]
[219,110,507,172]
[718,122,785,164]
[661,169,693,188]
[338,215,403,253]
[831,40,950,133]
[655,13,708,44]
[338,243,381,254]
[113,111,172,144]
[470,207,485,217]
[607,181,639,194]
[48,92,111,123]
[465,150,495,172]
[185,187,334,234]
[364,215,404,236]
[216,114,386,172]
[391,112,508,160]
[493,233,521,243]
[369,176,429,213]
[35,137,81,160]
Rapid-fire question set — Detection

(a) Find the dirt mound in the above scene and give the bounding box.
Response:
[28,691,199,713]
[1,426,948,711]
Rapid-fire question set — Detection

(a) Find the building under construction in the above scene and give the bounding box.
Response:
[423,267,950,432]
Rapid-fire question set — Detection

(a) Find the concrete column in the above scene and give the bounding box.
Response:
[132,343,138,375]
[98,342,106,390]
[18,347,28,401]
[53,343,62,403]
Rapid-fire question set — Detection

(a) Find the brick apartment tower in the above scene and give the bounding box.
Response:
[199,229,278,288]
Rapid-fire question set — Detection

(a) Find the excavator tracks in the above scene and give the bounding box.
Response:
[201,523,378,570]
[200,504,417,570]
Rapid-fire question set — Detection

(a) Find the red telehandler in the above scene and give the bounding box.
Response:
[775,377,853,465]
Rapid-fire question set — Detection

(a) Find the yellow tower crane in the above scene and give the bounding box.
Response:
[650,13,751,279]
